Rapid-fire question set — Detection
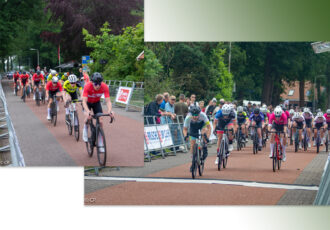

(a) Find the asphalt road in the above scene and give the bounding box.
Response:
[3,80,143,167]
[85,136,329,205]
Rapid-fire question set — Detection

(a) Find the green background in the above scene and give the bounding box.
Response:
[145,0,330,41]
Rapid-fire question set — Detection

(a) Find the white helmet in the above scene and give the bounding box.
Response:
[51,70,57,75]
[228,104,234,111]
[237,106,243,113]
[68,74,78,83]
[317,112,323,117]
[222,104,231,115]
[262,104,267,108]
[52,76,59,83]
[260,107,267,114]
[293,112,299,119]
[289,109,295,115]
[274,107,283,117]
[327,109,330,114]
[303,107,309,113]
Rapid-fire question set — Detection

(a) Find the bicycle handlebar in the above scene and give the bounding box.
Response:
[92,113,115,123]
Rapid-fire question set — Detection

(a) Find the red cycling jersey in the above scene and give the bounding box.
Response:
[32,73,44,82]
[269,112,288,125]
[285,110,290,120]
[324,113,330,123]
[46,81,63,92]
[20,74,29,80]
[83,82,110,103]
[13,73,20,79]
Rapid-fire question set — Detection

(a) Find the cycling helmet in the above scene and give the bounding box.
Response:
[228,103,234,111]
[189,106,201,116]
[289,109,295,115]
[37,70,41,75]
[280,104,286,111]
[91,72,103,84]
[293,112,300,119]
[254,108,260,114]
[64,72,68,77]
[327,109,330,114]
[316,108,321,113]
[23,71,26,74]
[274,107,283,117]
[52,76,59,83]
[68,74,78,83]
[237,106,243,113]
[260,107,267,114]
[51,70,57,75]
[222,104,231,116]
[303,107,310,113]
[243,106,248,112]
[317,112,323,117]
[262,104,267,108]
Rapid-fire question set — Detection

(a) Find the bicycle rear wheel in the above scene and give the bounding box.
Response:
[96,128,107,166]
[22,88,26,102]
[74,111,80,141]
[304,131,308,151]
[86,122,94,157]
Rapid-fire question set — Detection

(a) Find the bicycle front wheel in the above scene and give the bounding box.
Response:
[198,147,203,176]
[52,102,57,126]
[96,128,107,166]
[74,111,80,141]
[86,123,94,157]
[272,144,277,172]
[192,144,198,178]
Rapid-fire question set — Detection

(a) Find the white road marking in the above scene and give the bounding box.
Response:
[85,176,319,191]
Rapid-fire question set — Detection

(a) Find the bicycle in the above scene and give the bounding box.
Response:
[49,94,59,126]
[294,127,303,152]
[191,133,208,179]
[262,128,267,148]
[34,86,41,106]
[269,130,284,172]
[86,113,114,166]
[236,124,245,151]
[314,127,324,154]
[65,99,82,141]
[289,126,293,146]
[21,84,27,102]
[303,128,308,151]
[40,86,46,104]
[14,82,19,96]
[250,125,259,154]
[217,128,232,171]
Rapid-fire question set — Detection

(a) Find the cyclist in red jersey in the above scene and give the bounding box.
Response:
[268,106,288,161]
[19,71,30,99]
[45,76,63,120]
[82,72,114,142]
[32,70,45,100]
[13,71,20,92]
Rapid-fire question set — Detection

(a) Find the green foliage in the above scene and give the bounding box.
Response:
[83,22,144,82]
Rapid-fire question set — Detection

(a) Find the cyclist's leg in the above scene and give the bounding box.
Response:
[269,124,276,157]
[189,138,197,155]
[227,123,234,152]
[64,92,72,119]
[256,121,262,148]
[313,125,317,146]
[47,91,54,119]
[200,127,208,160]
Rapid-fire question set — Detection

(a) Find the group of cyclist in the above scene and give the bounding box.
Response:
[183,100,330,172]
[12,68,114,145]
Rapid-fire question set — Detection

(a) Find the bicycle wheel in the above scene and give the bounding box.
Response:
[52,102,57,127]
[218,141,224,171]
[74,111,80,141]
[96,127,107,166]
[326,135,329,153]
[198,146,203,176]
[278,150,281,170]
[294,131,298,152]
[192,144,198,178]
[41,89,45,104]
[316,136,320,153]
[35,90,40,106]
[66,114,72,135]
[222,151,227,169]
[272,144,277,172]
[86,122,94,157]
[22,88,26,102]
[304,131,308,151]
[290,128,293,145]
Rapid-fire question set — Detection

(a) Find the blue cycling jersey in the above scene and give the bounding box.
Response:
[249,113,264,122]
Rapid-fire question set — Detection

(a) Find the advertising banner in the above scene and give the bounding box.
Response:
[115,87,132,104]
[157,125,173,147]
[144,126,161,150]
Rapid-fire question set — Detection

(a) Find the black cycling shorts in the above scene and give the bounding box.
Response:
[305,119,312,128]
[314,123,323,130]
[66,91,78,101]
[87,101,103,115]
[216,119,233,131]
[21,79,27,86]
[34,80,41,87]
[293,121,304,129]
[49,89,59,99]
[272,123,284,132]
[251,120,263,128]
[327,122,330,130]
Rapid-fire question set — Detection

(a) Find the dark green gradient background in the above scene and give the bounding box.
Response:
[145,0,330,41]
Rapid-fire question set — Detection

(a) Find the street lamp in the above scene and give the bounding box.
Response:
[30,48,39,68]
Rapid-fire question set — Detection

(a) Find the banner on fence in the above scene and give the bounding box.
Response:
[115,87,132,104]
[144,126,161,150]
[157,124,173,147]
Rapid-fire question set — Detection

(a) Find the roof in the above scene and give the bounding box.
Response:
[280,80,324,102]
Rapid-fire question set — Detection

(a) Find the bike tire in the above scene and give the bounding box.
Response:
[53,103,57,127]
[96,127,107,166]
[278,146,282,170]
[192,144,198,178]
[74,111,80,141]
[66,116,72,135]
[86,123,94,157]
[326,136,329,153]
[294,132,298,152]
[304,132,308,151]
[198,147,203,176]
[236,132,240,151]
[218,141,224,171]
[317,138,320,154]
[35,91,40,106]
[23,88,26,102]
[272,144,277,172]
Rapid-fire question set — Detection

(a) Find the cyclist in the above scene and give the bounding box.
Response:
[324,109,330,143]
[32,70,45,100]
[292,112,306,149]
[82,72,114,144]
[236,106,248,142]
[248,107,265,151]
[47,70,58,82]
[63,74,83,121]
[214,104,237,164]
[19,71,30,99]
[60,72,69,85]
[268,106,288,161]
[302,107,314,148]
[45,76,63,120]
[182,106,211,170]
[260,106,269,140]
[13,71,20,93]
[313,112,326,146]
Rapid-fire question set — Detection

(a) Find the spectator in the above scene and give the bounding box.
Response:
[199,101,205,112]
[164,95,177,123]
[206,98,217,117]
[188,94,199,109]
[185,97,190,106]
[174,94,189,123]
[160,92,170,123]
[145,94,164,125]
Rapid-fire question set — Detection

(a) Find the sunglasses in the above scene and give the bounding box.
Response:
[93,82,101,86]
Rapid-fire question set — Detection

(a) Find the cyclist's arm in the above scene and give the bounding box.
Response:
[183,127,188,138]
[82,96,91,115]
[205,123,211,138]
[105,97,112,114]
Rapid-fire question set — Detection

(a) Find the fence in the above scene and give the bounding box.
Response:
[144,114,218,162]
[104,80,144,112]
[0,76,25,166]
[314,153,330,205]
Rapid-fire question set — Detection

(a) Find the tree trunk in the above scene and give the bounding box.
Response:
[299,79,305,107]
[316,78,321,107]
[262,47,272,105]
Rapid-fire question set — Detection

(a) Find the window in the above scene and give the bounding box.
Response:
[288,90,294,96]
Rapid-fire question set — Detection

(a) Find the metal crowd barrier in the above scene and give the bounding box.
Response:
[104,80,144,112]
[314,153,330,205]
[0,77,25,166]
[144,115,188,162]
